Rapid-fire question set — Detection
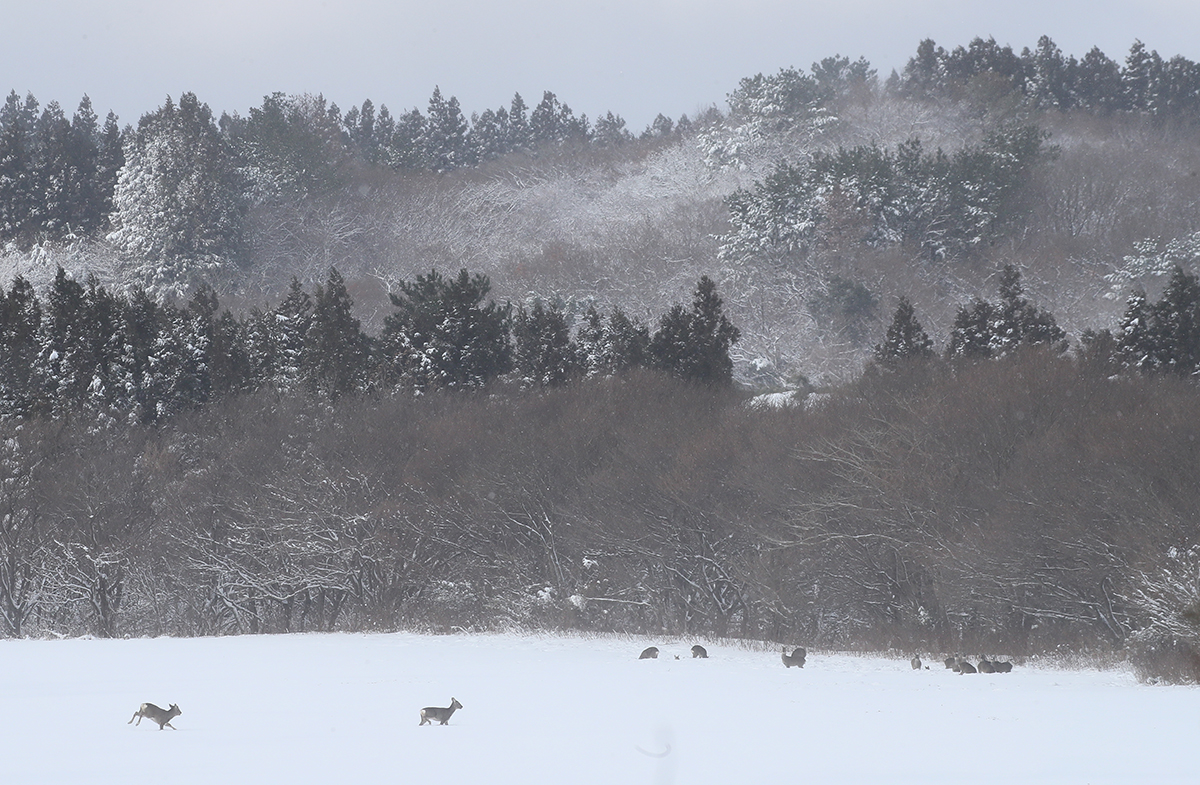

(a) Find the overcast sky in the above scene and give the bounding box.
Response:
[6,1,1200,131]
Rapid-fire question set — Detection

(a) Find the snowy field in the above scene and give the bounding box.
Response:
[2,632,1196,785]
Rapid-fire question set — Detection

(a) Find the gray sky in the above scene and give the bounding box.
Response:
[6,1,1200,131]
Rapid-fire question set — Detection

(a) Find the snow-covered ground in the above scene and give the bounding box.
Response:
[2,632,1195,784]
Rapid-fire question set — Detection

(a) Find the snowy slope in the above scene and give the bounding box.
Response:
[0,632,1194,784]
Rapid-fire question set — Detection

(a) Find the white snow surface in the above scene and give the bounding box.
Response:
[2,632,1196,784]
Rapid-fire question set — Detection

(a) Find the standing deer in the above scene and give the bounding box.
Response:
[781,646,806,668]
[128,702,182,730]
[419,698,463,726]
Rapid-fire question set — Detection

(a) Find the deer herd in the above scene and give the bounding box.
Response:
[125,644,1014,732]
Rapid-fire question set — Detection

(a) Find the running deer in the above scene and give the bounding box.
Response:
[128,702,181,730]
[419,698,463,726]
[781,646,806,668]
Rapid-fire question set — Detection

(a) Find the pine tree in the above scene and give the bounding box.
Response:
[424,88,471,172]
[0,276,43,417]
[650,276,740,386]
[0,91,37,247]
[1117,266,1200,376]
[947,266,1066,360]
[107,93,248,296]
[94,111,124,225]
[121,288,163,422]
[236,93,347,200]
[35,101,75,238]
[512,300,579,388]
[302,268,369,399]
[592,112,631,147]
[147,300,210,419]
[269,278,314,393]
[507,93,531,152]
[575,305,606,376]
[381,268,511,391]
[40,266,89,411]
[386,108,427,170]
[946,298,995,360]
[993,264,1068,355]
[68,96,104,236]
[605,307,650,374]
[1076,46,1123,111]
[874,296,934,366]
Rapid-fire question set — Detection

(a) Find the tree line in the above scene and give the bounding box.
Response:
[898,36,1200,116]
[0,267,739,421]
[4,35,1200,282]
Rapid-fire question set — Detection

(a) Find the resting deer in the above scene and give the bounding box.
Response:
[128,702,181,730]
[691,644,708,659]
[978,657,996,674]
[958,658,977,674]
[419,698,462,726]
[911,656,922,670]
[781,646,806,668]
[639,646,660,660]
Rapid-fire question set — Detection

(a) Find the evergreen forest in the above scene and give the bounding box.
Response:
[4,35,1200,682]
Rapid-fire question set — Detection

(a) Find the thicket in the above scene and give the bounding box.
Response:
[1,353,1197,677]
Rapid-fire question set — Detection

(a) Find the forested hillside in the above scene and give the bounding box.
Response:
[3,35,1200,681]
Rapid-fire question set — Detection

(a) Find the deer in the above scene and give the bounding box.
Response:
[691,644,708,659]
[977,657,996,674]
[639,646,660,660]
[419,698,463,726]
[781,646,806,668]
[957,658,977,674]
[128,702,181,730]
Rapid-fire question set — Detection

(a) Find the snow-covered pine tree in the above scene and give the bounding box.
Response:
[0,91,38,247]
[385,108,428,170]
[67,96,105,237]
[34,101,75,239]
[381,268,511,392]
[107,92,248,298]
[424,88,472,172]
[1117,265,1200,377]
[267,278,313,393]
